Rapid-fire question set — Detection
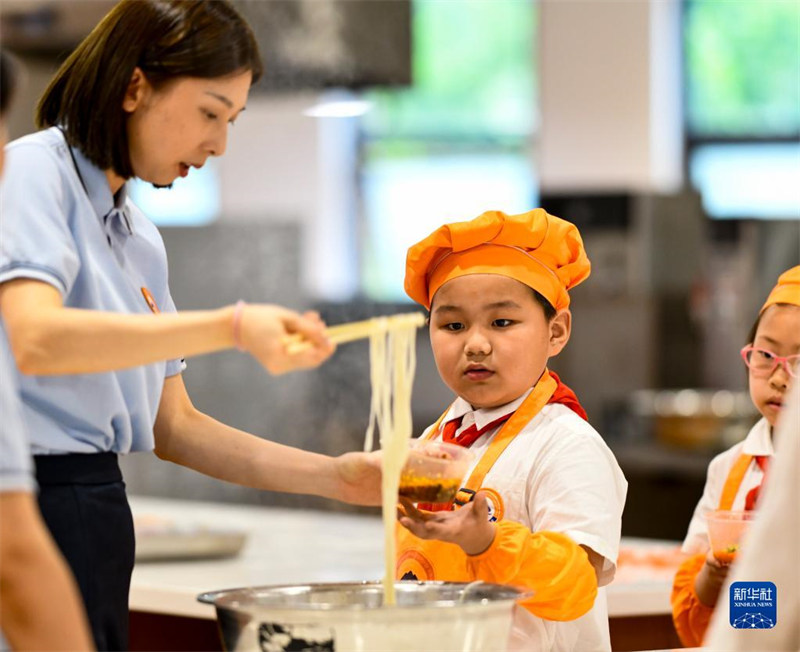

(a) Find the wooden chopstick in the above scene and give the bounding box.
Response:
[283,312,425,354]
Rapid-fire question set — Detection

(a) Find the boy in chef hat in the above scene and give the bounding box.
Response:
[672,265,800,647]
[398,209,628,652]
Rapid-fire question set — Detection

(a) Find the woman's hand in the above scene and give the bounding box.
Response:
[331,451,383,506]
[398,492,496,556]
[237,305,335,374]
[694,549,731,607]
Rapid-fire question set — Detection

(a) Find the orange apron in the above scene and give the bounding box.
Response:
[671,452,758,648]
[396,372,558,581]
[717,453,753,510]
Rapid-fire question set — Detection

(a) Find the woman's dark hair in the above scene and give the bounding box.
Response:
[0,50,19,117]
[36,0,262,178]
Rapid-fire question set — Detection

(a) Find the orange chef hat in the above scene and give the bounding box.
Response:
[760,265,800,314]
[404,209,591,310]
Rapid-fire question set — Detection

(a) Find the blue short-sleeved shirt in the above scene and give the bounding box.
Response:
[0,330,34,492]
[0,127,185,455]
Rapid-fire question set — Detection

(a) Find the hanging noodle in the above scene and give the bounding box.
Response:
[286,311,424,605]
[362,313,423,605]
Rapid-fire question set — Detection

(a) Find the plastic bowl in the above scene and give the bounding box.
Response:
[706,510,756,563]
[398,440,475,504]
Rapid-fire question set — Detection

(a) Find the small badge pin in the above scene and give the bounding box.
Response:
[141,287,160,313]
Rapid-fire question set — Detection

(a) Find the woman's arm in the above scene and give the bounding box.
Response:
[0,492,94,651]
[153,374,382,505]
[0,279,332,375]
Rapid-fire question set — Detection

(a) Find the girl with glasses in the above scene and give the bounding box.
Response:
[671,265,800,647]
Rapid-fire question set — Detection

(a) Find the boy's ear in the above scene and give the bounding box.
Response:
[548,309,571,357]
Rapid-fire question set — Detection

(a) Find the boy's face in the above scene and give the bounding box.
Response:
[429,274,570,409]
[748,304,800,427]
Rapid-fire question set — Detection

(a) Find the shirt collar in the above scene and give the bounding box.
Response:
[741,417,774,456]
[70,144,134,238]
[445,388,533,432]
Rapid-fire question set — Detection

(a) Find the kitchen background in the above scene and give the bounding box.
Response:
[2,0,798,541]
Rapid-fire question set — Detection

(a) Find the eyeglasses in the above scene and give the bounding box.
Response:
[740,345,800,379]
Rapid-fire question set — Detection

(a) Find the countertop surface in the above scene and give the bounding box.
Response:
[129,496,681,620]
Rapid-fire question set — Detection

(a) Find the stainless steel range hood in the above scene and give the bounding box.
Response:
[1,0,411,91]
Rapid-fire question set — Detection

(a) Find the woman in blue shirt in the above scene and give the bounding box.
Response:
[0,3,379,649]
[0,49,93,652]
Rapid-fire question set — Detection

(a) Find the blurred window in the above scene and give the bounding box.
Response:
[129,160,220,227]
[360,0,537,301]
[684,0,800,220]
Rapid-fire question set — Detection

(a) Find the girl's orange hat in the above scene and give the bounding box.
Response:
[404,209,590,310]
[761,265,800,314]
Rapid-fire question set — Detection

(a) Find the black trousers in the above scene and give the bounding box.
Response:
[34,453,135,652]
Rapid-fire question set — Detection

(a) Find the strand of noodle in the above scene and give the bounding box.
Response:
[352,314,422,605]
[381,328,400,605]
[363,319,385,453]
[379,322,418,606]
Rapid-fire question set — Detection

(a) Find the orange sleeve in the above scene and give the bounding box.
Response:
[465,520,598,621]
[671,553,715,647]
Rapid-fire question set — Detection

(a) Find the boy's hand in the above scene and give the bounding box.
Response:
[398,492,496,556]
[694,549,731,607]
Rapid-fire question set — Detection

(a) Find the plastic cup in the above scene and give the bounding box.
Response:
[706,510,756,563]
[398,440,475,504]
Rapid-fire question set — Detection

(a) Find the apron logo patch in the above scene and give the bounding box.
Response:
[480,488,505,523]
[454,487,505,523]
[397,549,435,581]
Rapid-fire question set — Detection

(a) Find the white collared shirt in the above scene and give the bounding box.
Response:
[704,381,799,650]
[423,395,628,652]
[444,389,531,436]
[682,418,773,555]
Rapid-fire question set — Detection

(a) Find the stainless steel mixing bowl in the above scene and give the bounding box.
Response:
[198,580,529,652]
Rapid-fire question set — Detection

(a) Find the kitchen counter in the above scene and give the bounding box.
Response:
[130,495,678,619]
[129,495,386,620]
[128,496,684,651]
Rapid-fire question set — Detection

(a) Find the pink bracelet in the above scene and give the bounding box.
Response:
[232,300,246,352]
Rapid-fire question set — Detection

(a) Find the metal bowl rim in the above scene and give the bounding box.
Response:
[198,580,531,611]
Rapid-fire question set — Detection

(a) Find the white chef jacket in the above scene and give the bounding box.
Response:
[423,391,628,652]
[704,379,799,651]
[682,418,774,555]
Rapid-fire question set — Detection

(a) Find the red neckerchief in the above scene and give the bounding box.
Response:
[441,370,587,450]
[547,370,588,420]
[418,372,587,512]
[441,413,513,448]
